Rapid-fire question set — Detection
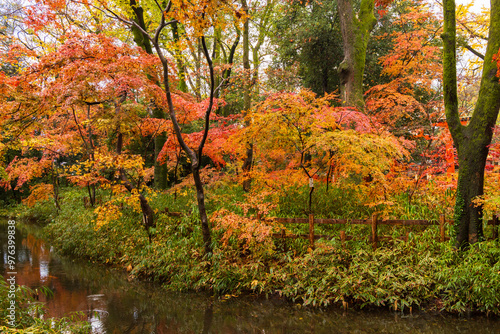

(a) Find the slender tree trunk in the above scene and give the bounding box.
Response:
[172,22,188,93]
[192,167,212,255]
[87,184,96,207]
[219,30,240,115]
[52,167,61,211]
[195,39,202,101]
[252,47,260,96]
[242,0,251,112]
[241,0,253,192]
[153,30,215,255]
[241,144,253,191]
[153,127,168,189]
[337,0,376,110]
[442,0,500,248]
[126,3,215,256]
[213,28,222,98]
[250,0,274,98]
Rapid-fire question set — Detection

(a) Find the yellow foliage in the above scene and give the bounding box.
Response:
[232,89,409,207]
[101,0,245,39]
[93,203,123,229]
[474,169,500,217]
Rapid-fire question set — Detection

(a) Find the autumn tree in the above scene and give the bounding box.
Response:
[238,0,276,191]
[236,90,408,213]
[0,33,164,235]
[442,0,500,247]
[365,0,442,182]
[95,0,245,256]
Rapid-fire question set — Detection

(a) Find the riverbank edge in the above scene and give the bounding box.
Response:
[5,199,500,320]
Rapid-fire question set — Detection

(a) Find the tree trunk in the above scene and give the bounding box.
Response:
[87,183,96,207]
[241,144,253,191]
[242,0,251,112]
[442,0,500,248]
[213,28,222,98]
[219,30,240,116]
[130,0,168,190]
[172,22,189,93]
[153,31,215,256]
[454,135,489,245]
[337,0,376,110]
[195,39,202,101]
[192,167,212,255]
[241,0,253,192]
[153,129,168,189]
[52,166,61,211]
[252,47,260,96]
[250,0,275,98]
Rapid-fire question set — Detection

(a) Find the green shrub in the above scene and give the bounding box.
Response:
[10,182,499,316]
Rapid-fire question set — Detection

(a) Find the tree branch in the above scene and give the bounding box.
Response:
[196,35,215,163]
[462,43,485,59]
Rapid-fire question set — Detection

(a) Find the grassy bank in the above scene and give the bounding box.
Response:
[9,184,500,317]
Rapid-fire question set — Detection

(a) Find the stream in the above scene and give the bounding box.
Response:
[1,220,499,333]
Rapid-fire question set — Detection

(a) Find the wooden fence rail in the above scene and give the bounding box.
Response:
[256,213,500,249]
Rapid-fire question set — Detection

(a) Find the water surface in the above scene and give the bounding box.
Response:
[1,220,499,333]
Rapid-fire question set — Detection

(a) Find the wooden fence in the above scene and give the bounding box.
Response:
[255,213,500,249]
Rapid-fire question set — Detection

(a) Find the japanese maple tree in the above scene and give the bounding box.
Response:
[88,0,246,256]
[233,90,408,212]
[0,33,167,235]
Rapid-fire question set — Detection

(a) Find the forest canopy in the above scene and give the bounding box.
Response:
[1,0,500,253]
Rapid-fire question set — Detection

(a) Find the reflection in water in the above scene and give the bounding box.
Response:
[1,221,500,334]
[87,294,107,333]
[39,260,49,282]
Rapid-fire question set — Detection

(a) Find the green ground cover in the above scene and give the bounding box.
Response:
[5,183,499,317]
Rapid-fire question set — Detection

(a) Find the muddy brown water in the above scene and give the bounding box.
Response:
[1,220,499,333]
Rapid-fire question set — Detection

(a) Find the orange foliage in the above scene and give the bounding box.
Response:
[23,183,54,207]
[0,33,169,210]
[228,90,409,208]
[366,0,441,129]
[212,193,280,256]
[212,209,278,255]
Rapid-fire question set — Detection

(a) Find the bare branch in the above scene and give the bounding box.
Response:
[462,43,485,59]
[197,35,215,161]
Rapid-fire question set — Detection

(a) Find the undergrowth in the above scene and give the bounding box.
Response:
[9,183,500,316]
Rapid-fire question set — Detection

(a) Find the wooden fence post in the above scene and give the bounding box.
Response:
[309,214,315,249]
[439,214,446,242]
[257,212,262,220]
[340,230,346,249]
[371,213,378,250]
[493,214,498,241]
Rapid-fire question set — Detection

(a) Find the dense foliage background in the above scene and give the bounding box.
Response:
[1,0,500,329]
